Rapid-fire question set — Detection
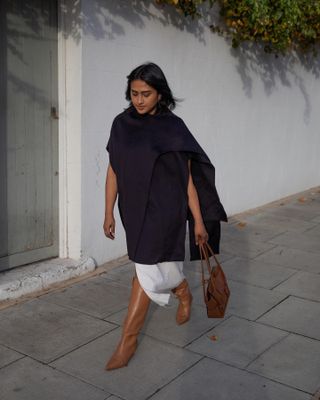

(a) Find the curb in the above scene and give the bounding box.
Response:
[0,256,96,303]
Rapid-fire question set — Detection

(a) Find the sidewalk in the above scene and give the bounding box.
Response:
[1,188,320,400]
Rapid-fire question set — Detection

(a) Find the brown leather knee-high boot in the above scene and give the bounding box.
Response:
[172,279,193,325]
[105,276,150,370]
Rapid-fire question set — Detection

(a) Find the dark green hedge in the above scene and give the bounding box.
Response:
[157,0,320,54]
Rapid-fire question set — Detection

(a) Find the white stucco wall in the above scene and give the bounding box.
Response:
[76,0,320,265]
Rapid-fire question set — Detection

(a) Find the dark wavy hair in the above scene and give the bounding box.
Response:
[125,62,177,112]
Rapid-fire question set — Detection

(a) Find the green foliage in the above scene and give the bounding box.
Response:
[156,0,320,54]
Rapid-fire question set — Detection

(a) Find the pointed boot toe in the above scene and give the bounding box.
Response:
[105,338,137,371]
[105,353,129,371]
[104,277,150,371]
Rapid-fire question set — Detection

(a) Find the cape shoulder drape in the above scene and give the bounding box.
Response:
[106,107,228,263]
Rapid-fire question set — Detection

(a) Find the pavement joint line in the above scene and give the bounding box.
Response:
[253,294,291,322]
[226,276,285,291]
[268,269,300,290]
[271,270,320,291]
[48,360,110,394]
[188,352,314,396]
[0,341,30,358]
[267,243,320,257]
[201,351,315,397]
[106,394,125,400]
[37,293,129,323]
[253,321,320,343]
[144,355,206,400]
[135,330,202,352]
[250,243,280,259]
[46,327,120,365]
[181,314,233,349]
[259,230,290,243]
[0,354,27,371]
[243,362,315,396]
[0,326,119,368]
[102,306,129,321]
[257,262,301,275]
[228,312,260,322]
[222,241,280,260]
[38,297,129,325]
[271,294,320,305]
[244,331,291,370]
[303,224,320,234]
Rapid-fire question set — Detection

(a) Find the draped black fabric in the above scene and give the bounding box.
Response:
[106,107,228,263]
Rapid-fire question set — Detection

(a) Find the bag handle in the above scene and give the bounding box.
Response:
[199,242,208,304]
[202,242,221,267]
[199,242,223,304]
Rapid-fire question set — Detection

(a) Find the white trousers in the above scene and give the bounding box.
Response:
[135,261,185,306]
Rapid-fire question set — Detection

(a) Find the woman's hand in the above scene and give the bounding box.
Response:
[103,214,116,240]
[194,220,209,246]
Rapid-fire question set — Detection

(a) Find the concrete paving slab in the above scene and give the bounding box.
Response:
[0,299,116,363]
[220,237,276,259]
[247,334,320,394]
[186,316,288,368]
[304,224,320,238]
[286,199,320,214]
[273,271,320,302]
[181,268,203,289]
[264,204,319,222]
[192,280,288,321]
[221,257,297,289]
[312,215,320,223]
[257,296,320,340]
[242,213,317,233]
[268,231,320,254]
[149,357,311,400]
[0,357,108,400]
[41,276,130,318]
[51,329,201,400]
[221,221,287,242]
[0,344,24,369]
[107,301,221,347]
[183,252,236,271]
[254,245,320,274]
[106,397,123,400]
[100,263,135,287]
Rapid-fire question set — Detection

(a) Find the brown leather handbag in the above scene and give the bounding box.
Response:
[199,242,230,318]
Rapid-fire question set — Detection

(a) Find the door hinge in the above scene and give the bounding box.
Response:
[50,106,59,119]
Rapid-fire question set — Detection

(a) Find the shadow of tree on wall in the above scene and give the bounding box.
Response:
[65,0,208,43]
[4,0,320,122]
[230,43,320,123]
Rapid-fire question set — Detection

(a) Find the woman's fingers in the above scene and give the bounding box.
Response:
[109,223,115,239]
[195,232,209,246]
[103,221,115,240]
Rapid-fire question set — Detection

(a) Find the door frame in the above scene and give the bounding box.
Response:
[57,0,82,260]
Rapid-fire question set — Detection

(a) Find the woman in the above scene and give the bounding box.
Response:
[103,62,227,371]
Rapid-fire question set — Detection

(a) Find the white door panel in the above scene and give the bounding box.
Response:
[0,0,59,271]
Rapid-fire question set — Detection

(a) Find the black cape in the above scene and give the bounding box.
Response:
[106,107,228,263]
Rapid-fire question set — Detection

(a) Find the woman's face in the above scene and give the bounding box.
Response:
[130,79,161,115]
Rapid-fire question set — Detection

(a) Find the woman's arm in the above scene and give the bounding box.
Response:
[103,163,118,239]
[187,159,209,245]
